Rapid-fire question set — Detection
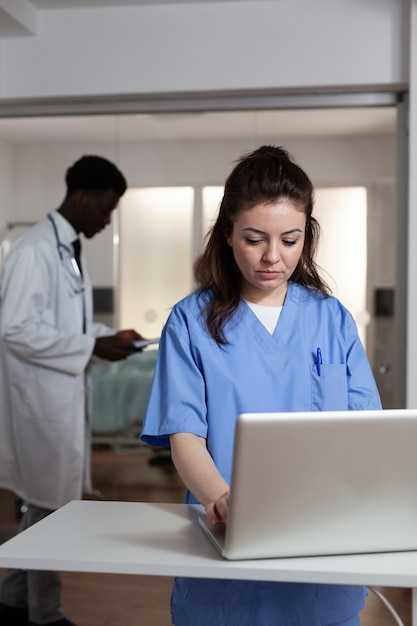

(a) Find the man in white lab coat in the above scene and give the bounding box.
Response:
[0,155,142,626]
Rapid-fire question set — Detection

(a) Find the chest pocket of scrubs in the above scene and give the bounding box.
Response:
[311,364,348,411]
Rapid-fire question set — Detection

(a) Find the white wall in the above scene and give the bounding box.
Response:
[0,141,14,226]
[5,133,395,284]
[0,0,406,100]
[9,134,394,203]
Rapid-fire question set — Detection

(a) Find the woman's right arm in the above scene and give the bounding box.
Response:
[170,432,230,524]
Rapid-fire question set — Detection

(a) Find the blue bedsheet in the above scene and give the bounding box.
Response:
[91,349,158,434]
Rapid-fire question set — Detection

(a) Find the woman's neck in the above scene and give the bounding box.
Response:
[243,282,288,307]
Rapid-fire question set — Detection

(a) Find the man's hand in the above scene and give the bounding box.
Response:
[93,329,144,361]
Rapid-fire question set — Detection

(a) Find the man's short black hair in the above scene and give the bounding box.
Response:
[65,155,127,197]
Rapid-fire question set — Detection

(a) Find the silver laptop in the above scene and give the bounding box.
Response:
[199,409,417,560]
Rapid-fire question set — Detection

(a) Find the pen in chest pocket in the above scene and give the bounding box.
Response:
[316,347,322,376]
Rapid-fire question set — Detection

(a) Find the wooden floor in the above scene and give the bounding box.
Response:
[0,446,412,626]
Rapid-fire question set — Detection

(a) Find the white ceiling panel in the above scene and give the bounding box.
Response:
[0,108,396,144]
[29,0,251,7]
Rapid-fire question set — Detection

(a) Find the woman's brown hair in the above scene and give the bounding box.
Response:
[194,145,330,344]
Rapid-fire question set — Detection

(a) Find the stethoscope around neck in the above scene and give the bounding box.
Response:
[48,213,84,294]
[48,212,86,333]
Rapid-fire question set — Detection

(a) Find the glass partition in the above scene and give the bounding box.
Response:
[118,187,194,337]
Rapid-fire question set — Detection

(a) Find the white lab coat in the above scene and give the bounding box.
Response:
[0,211,115,510]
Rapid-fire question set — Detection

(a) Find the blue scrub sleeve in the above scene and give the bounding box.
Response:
[140,314,208,448]
[345,319,382,411]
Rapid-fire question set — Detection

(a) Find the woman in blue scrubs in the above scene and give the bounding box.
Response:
[141,145,381,626]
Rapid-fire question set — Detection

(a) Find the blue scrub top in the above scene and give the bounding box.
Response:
[141,282,382,626]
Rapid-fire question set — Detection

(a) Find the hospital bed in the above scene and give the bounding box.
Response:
[91,347,158,453]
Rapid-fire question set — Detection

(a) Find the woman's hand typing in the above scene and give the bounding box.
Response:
[205,490,230,525]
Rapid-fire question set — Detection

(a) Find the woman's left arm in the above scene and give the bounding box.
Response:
[346,328,382,410]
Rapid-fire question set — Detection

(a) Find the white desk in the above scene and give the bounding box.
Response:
[0,501,416,623]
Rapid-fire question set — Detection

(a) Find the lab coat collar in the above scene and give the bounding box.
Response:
[49,209,78,246]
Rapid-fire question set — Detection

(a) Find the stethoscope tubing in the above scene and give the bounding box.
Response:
[48,213,83,280]
[48,213,86,332]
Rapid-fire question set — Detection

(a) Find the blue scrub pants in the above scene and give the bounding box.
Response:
[172,615,360,626]
[327,616,360,626]
[0,504,64,624]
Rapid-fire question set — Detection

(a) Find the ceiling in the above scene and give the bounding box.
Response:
[0,2,397,143]
[0,108,396,145]
[29,0,254,6]
[0,0,255,38]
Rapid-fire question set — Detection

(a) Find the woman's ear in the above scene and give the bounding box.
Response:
[226,233,232,247]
